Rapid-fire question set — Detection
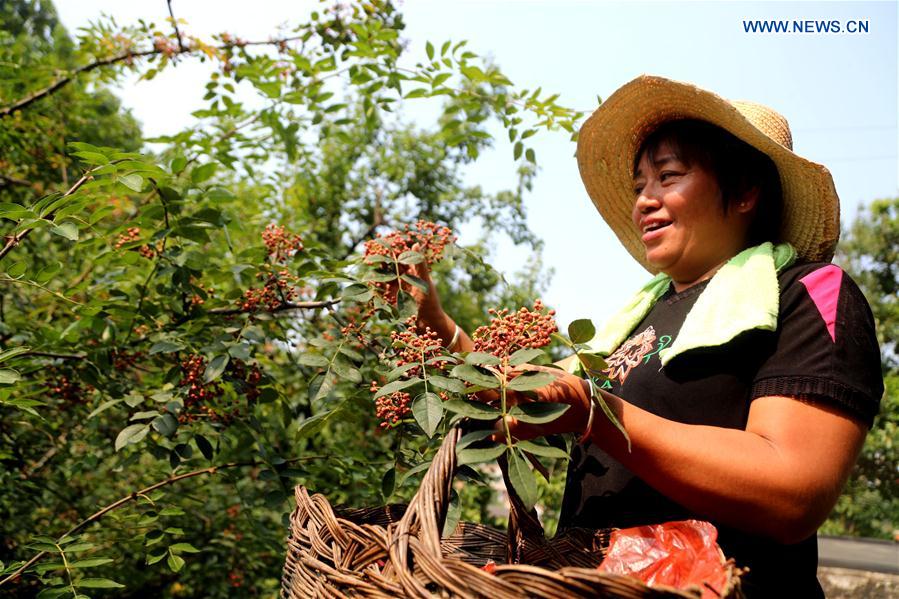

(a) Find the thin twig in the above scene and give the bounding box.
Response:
[207,298,341,316]
[166,0,186,53]
[0,173,31,188]
[0,35,305,118]
[0,455,323,586]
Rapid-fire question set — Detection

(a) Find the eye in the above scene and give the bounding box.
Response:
[633,184,644,195]
[659,171,677,181]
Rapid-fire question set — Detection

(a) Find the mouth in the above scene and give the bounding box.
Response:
[640,219,672,243]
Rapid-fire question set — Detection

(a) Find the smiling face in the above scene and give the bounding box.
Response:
[632,141,755,290]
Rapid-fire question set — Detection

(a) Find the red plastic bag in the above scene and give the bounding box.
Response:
[597,520,728,598]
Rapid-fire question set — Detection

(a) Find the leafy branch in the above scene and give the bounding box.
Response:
[0,455,324,587]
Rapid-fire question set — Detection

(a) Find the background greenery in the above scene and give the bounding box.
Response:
[0,0,894,596]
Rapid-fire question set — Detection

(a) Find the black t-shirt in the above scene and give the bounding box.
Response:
[558,262,883,597]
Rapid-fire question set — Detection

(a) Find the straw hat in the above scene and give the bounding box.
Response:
[576,75,840,272]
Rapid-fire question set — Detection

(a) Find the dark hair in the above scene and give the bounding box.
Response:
[633,119,783,246]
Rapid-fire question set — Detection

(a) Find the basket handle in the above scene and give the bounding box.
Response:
[388,424,556,592]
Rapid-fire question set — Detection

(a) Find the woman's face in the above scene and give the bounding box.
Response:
[631,141,753,287]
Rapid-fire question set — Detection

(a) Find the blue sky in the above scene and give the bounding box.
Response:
[57,1,897,329]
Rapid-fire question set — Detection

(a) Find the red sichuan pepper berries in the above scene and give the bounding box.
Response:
[471,299,557,365]
[363,221,456,303]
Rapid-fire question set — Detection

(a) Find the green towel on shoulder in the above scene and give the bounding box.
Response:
[568,242,796,373]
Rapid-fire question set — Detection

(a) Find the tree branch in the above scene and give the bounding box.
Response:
[0,35,305,118]
[0,170,94,261]
[166,0,186,53]
[207,298,341,316]
[0,455,323,586]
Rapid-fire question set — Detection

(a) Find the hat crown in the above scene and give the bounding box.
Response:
[730,100,793,151]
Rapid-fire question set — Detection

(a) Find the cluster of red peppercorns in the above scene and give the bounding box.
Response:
[363,220,455,266]
[189,284,215,307]
[236,269,300,312]
[228,359,263,402]
[178,355,224,423]
[227,570,244,588]
[45,375,87,403]
[152,36,177,58]
[262,224,304,263]
[388,317,450,378]
[471,299,557,365]
[363,221,455,304]
[111,349,143,371]
[371,382,412,429]
[176,356,264,424]
[114,227,141,249]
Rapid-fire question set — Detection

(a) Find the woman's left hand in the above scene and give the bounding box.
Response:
[494,364,592,442]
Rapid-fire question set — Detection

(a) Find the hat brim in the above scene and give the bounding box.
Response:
[576,75,840,272]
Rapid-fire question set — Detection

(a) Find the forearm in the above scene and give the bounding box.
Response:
[587,393,844,543]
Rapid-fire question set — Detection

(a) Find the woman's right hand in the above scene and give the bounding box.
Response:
[385,243,446,328]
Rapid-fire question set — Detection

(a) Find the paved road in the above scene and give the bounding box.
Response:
[819,536,899,574]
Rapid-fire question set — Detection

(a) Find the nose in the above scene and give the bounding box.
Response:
[632,182,662,222]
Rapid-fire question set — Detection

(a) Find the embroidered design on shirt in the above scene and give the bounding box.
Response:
[604,325,657,384]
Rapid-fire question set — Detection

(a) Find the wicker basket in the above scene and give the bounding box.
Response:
[281,427,743,598]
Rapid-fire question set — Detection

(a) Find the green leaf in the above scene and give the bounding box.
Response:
[166,552,185,572]
[0,346,30,363]
[36,589,71,599]
[6,262,26,278]
[115,424,149,451]
[373,377,419,399]
[195,434,214,460]
[69,558,114,568]
[508,403,569,424]
[508,348,545,366]
[381,467,395,499]
[457,442,505,465]
[169,543,201,554]
[297,353,329,368]
[579,353,608,374]
[507,371,556,392]
[190,163,217,185]
[427,375,466,394]
[411,392,443,437]
[507,448,538,510]
[34,262,62,284]
[0,203,32,220]
[568,319,596,344]
[397,250,424,265]
[442,489,461,537]
[151,413,178,437]
[149,340,184,355]
[515,439,569,460]
[591,381,631,451]
[204,354,229,383]
[87,399,122,419]
[426,41,435,60]
[442,399,500,420]
[387,362,419,381]
[75,577,125,588]
[464,352,501,366]
[450,364,499,388]
[146,552,167,565]
[400,273,428,293]
[50,222,79,241]
[0,369,21,385]
[119,173,143,191]
[457,429,494,449]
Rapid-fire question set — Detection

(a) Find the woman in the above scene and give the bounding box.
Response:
[408,76,883,596]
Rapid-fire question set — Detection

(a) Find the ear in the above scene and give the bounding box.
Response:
[735,186,760,215]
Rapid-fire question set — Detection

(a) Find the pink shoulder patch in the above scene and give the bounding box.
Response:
[799,265,843,342]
